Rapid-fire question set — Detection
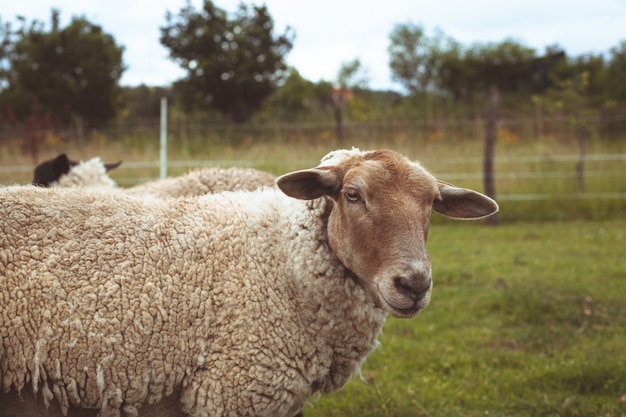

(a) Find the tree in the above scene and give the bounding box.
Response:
[161,0,294,123]
[607,40,626,102]
[1,10,125,126]
[330,59,370,142]
[388,23,456,94]
[464,40,536,94]
[0,17,12,92]
[121,85,172,121]
[337,58,369,90]
[601,39,626,139]
[269,67,318,121]
[389,28,539,100]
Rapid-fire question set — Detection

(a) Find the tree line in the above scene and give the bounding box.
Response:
[1,1,625,146]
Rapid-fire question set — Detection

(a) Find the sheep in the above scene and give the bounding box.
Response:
[32,153,122,188]
[32,153,276,197]
[0,148,499,417]
[122,166,277,198]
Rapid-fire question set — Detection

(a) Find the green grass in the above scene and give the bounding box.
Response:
[303,219,626,417]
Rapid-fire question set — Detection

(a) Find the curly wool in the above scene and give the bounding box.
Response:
[45,158,276,198]
[124,167,276,198]
[52,157,119,189]
[0,185,386,417]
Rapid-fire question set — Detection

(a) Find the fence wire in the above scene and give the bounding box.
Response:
[2,153,624,205]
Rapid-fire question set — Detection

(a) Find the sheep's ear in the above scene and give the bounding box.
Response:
[433,181,499,220]
[276,168,342,200]
[53,153,71,174]
[104,161,122,172]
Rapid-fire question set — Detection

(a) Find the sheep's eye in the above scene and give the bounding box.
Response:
[345,189,360,202]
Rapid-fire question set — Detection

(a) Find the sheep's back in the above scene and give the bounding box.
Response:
[124,167,276,199]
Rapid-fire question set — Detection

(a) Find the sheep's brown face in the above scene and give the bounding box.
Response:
[325,151,437,318]
[276,148,499,319]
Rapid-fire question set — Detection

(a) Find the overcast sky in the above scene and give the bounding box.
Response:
[2,0,625,91]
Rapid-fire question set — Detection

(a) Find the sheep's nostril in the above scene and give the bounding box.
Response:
[394,275,431,301]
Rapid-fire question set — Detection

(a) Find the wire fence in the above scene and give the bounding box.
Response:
[3,153,624,203]
[1,150,624,222]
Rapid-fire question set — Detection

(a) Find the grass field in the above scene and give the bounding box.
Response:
[303,218,626,417]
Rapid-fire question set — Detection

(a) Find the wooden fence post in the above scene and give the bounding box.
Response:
[483,85,499,225]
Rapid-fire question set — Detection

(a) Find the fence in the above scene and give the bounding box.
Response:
[434,153,626,203]
[3,153,624,215]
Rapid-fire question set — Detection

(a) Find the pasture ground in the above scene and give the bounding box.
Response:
[305,218,626,417]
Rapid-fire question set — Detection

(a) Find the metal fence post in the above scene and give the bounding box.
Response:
[160,97,168,179]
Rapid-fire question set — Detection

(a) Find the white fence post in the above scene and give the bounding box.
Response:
[160,97,168,179]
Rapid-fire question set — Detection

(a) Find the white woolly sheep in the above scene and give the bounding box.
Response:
[32,154,122,188]
[1,148,498,417]
[122,166,277,198]
[32,153,276,197]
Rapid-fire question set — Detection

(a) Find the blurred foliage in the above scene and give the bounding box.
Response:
[337,58,369,90]
[607,40,626,102]
[265,67,333,122]
[0,7,626,146]
[160,0,294,123]
[0,9,124,125]
[388,23,459,94]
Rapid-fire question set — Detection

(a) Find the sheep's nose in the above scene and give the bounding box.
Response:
[393,274,431,302]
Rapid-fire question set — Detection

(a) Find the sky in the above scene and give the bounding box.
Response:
[2,0,625,92]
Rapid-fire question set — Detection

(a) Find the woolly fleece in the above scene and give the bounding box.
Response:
[51,157,119,189]
[0,184,385,417]
[124,167,276,198]
[45,158,276,198]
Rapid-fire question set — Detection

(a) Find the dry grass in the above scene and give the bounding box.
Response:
[1,130,624,221]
